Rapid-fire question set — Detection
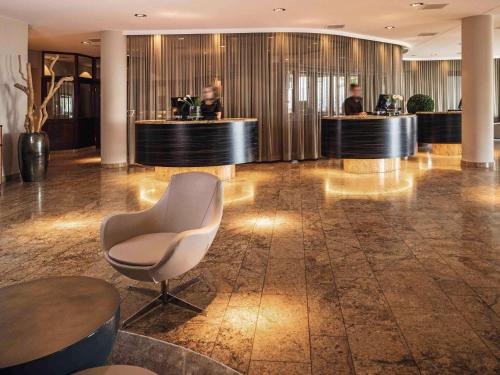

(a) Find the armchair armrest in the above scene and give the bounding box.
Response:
[149,216,222,281]
[100,207,161,252]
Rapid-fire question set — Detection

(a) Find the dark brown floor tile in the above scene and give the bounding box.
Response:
[263,257,306,295]
[376,271,457,315]
[336,277,396,326]
[307,283,345,336]
[449,294,500,358]
[310,335,354,375]
[270,236,304,259]
[252,294,310,362]
[346,323,418,375]
[248,361,311,375]
[396,312,499,373]
[211,306,259,373]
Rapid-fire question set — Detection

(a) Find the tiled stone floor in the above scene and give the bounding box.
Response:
[1,147,500,374]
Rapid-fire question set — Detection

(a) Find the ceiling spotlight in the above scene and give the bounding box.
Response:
[273,8,286,12]
[385,26,396,30]
[81,41,91,45]
[134,13,147,17]
[220,45,225,48]
[178,37,185,40]
[410,2,424,6]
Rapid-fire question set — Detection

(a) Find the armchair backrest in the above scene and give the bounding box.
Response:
[157,172,223,233]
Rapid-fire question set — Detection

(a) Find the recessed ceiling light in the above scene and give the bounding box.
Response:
[81,41,91,45]
[273,8,286,12]
[410,2,424,6]
[134,13,147,17]
[385,26,396,30]
[178,37,185,40]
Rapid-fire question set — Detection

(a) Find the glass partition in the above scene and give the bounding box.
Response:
[44,53,75,76]
[47,81,74,119]
[78,56,93,79]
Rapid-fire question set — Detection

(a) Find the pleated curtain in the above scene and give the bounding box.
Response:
[127,33,403,162]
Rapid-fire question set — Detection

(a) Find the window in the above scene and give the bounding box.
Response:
[287,73,294,114]
[44,53,75,76]
[338,76,346,114]
[317,76,330,113]
[447,75,461,110]
[299,75,308,102]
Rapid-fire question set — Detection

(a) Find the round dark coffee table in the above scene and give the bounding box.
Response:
[0,276,120,374]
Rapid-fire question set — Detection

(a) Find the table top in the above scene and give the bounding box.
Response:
[74,365,157,375]
[136,118,258,125]
[416,111,462,115]
[0,276,120,369]
[323,114,416,121]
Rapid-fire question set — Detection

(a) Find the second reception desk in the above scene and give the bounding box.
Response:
[321,115,417,173]
[416,111,462,156]
[135,118,258,180]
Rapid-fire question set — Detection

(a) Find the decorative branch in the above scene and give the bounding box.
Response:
[14,54,73,133]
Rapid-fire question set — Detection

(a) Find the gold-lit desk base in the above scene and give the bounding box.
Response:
[432,144,462,156]
[343,158,400,174]
[155,165,236,181]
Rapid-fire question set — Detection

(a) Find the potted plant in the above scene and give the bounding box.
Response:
[407,94,435,114]
[14,55,73,182]
[177,95,202,120]
[388,94,404,116]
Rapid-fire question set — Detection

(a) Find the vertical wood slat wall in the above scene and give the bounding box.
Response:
[127,33,402,162]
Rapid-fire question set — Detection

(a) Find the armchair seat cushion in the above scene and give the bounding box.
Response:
[108,232,178,266]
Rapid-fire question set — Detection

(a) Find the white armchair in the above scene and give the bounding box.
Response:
[101,172,223,327]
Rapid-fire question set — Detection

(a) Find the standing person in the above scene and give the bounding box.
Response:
[343,84,367,116]
[201,85,222,120]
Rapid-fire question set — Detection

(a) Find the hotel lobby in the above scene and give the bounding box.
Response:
[1,1,500,374]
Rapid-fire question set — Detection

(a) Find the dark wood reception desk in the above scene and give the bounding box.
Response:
[416,111,461,155]
[321,115,417,173]
[135,118,258,180]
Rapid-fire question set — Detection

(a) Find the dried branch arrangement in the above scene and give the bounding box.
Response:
[14,55,74,133]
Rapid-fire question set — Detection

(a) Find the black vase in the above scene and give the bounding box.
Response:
[18,132,49,182]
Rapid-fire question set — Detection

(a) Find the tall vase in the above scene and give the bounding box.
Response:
[18,132,50,182]
[189,105,202,120]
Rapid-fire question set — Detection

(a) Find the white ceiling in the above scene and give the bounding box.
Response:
[1,0,500,59]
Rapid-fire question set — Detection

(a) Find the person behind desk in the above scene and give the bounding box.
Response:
[344,84,367,116]
[201,85,222,120]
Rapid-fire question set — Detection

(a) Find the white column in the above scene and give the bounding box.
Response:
[100,30,127,167]
[461,15,495,168]
[0,16,28,179]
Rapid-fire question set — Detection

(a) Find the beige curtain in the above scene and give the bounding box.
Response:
[403,60,462,112]
[128,33,403,161]
[403,59,500,119]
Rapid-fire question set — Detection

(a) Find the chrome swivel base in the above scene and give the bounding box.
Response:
[122,278,205,328]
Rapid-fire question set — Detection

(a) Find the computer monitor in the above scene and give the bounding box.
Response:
[375,94,392,113]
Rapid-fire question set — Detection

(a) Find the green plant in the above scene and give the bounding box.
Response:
[178,95,201,111]
[407,94,435,114]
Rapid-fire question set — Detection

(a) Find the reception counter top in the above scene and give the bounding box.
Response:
[135,118,258,167]
[135,118,258,125]
[416,111,461,144]
[321,115,417,159]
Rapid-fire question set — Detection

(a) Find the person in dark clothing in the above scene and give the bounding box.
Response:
[344,83,367,116]
[201,86,222,120]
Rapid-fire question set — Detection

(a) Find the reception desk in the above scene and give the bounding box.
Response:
[321,115,417,173]
[416,111,461,155]
[135,118,258,180]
